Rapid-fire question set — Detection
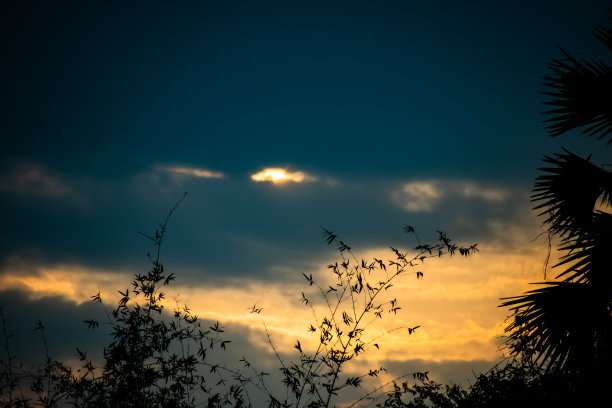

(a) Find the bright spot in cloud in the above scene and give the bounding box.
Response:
[164,166,225,179]
[251,168,316,183]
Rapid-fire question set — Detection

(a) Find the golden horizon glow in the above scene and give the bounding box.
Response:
[0,264,130,305]
[0,240,549,365]
[250,168,315,183]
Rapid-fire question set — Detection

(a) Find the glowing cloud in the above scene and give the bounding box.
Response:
[251,168,316,183]
[392,182,443,212]
[0,264,129,305]
[164,166,225,179]
[392,180,510,212]
[0,237,547,366]
[458,182,507,202]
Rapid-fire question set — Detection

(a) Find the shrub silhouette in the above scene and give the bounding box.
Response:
[375,343,588,408]
[0,193,477,408]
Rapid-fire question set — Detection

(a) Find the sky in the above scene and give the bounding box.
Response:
[1,0,612,403]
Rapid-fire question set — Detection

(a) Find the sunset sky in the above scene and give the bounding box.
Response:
[1,0,611,398]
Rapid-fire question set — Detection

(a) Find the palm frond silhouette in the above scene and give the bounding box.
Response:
[542,10,612,144]
[502,10,612,376]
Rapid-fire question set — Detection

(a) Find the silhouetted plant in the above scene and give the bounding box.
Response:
[500,9,612,384]
[0,309,75,407]
[375,351,580,408]
[0,194,477,407]
[374,8,612,408]
[246,227,477,408]
[1,194,249,408]
[0,307,25,407]
[64,193,249,408]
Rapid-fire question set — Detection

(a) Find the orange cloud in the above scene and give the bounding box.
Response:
[251,168,316,183]
[0,264,128,305]
[0,239,548,366]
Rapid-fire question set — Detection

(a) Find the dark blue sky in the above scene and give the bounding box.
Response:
[1,0,611,389]
[2,0,609,178]
[2,0,610,272]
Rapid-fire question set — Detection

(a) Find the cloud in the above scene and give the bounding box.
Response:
[0,290,113,365]
[132,164,226,192]
[378,358,498,387]
[251,168,317,183]
[457,182,507,202]
[0,236,546,365]
[0,163,70,196]
[0,289,499,406]
[163,165,225,179]
[0,170,544,391]
[392,180,509,213]
[392,182,443,212]
[0,221,550,395]
[0,260,130,305]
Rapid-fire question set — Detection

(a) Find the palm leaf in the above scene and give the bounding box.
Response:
[532,149,612,237]
[593,9,612,54]
[503,8,612,379]
[542,48,612,143]
[554,212,612,285]
[501,282,612,371]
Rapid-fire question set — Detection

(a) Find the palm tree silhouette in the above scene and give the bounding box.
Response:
[501,10,612,378]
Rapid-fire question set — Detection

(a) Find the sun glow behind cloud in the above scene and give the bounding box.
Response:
[251,168,316,183]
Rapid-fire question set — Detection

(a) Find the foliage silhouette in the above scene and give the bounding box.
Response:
[372,8,612,408]
[375,349,582,408]
[0,193,477,407]
[251,227,477,408]
[500,9,612,381]
[2,193,248,408]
